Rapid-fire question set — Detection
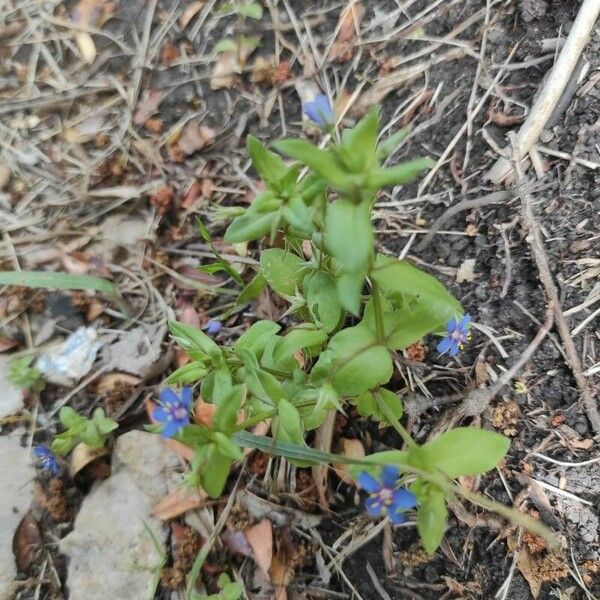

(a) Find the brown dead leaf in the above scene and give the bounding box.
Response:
[312,411,336,508]
[177,122,216,156]
[69,442,108,477]
[149,185,174,216]
[210,41,256,90]
[489,109,524,127]
[0,336,18,352]
[194,397,216,426]
[71,0,114,64]
[133,89,165,126]
[97,372,141,396]
[269,552,293,600]
[333,438,365,484]
[516,549,569,598]
[153,485,208,520]
[86,299,105,321]
[160,40,180,66]
[245,519,273,577]
[12,512,42,572]
[163,438,195,461]
[329,1,364,63]
[251,56,274,84]
[180,0,205,29]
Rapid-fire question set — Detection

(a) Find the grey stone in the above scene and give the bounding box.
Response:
[59,431,179,600]
[0,431,35,596]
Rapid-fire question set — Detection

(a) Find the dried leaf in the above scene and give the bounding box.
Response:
[269,552,293,600]
[194,397,216,426]
[311,411,335,508]
[133,90,165,126]
[456,258,476,283]
[69,442,109,477]
[0,336,18,352]
[74,32,97,64]
[180,1,205,29]
[210,41,256,90]
[97,372,141,396]
[177,122,216,156]
[12,512,42,572]
[333,438,365,484]
[152,485,207,520]
[245,518,273,576]
[329,1,364,62]
[0,165,11,190]
[251,56,274,84]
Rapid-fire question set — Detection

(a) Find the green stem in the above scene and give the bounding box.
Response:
[374,391,417,450]
[370,280,385,343]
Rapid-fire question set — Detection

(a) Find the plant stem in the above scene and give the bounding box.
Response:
[371,280,385,342]
[374,391,417,450]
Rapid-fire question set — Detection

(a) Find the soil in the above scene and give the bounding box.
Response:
[2,0,600,599]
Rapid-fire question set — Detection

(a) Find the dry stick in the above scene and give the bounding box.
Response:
[485,0,600,184]
[415,189,514,252]
[510,134,600,435]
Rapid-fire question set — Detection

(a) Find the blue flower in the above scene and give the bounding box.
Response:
[436,314,472,356]
[304,94,335,129]
[357,465,417,525]
[33,445,59,475]
[152,387,192,438]
[204,320,222,336]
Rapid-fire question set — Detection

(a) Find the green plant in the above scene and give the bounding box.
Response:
[51,406,117,455]
[147,103,555,554]
[8,356,45,392]
[192,573,243,600]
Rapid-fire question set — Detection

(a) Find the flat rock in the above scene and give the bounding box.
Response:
[59,431,178,600]
[0,357,24,417]
[0,431,35,596]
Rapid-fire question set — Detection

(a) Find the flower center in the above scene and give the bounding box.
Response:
[377,487,394,506]
[169,402,188,421]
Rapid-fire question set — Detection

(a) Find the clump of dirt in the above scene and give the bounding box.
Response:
[161,527,204,590]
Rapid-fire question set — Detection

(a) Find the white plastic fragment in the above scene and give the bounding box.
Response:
[36,327,102,386]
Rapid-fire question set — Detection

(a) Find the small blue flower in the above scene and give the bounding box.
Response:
[152,387,192,438]
[436,314,472,356]
[357,465,417,525]
[33,445,59,475]
[304,94,335,129]
[204,320,222,336]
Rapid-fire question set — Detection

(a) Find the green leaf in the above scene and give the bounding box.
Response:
[240,35,261,49]
[282,195,313,235]
[0,270,128,316]
[274,139,348,190]
[201,366,232,405]
[166,361,210,384]
[417,486,447,554]
[194,444,232,498]
[310,325,392,395]
[233,320,280,356]
[51,433,77,456]
[272,325,327,369]
[325,199,372,275]
[377,127,411,159]
[304,271,342,333]
[371,254,462,336]
[215,38,237,53]
[259,248,305,297]
[239,1,263,19]
[92,408,118,434]
[237,272,267,305]
[224,209,277,243]
[336,271,364,316]
[59,406,83,428]
[339,107,379,171]
[247,135,287,187]
[169,320,220,355]
[419,428,510,478]
[353,387,403,423]
[274,399,305,446]
[213,385,244,433]
[368,157,433,188]
[213,432,243,460]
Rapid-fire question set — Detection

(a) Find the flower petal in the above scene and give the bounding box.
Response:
[180,387,193,410]
[33,445,49,458]
[159,387,179,406]
[160,420,181,439]
[152,406,169,423]
[391,488,418,511]
[380,465,399,487]
[388,510,407,525]
[365,496,383,516]
[436,337,453,354]
[357,472,380,493]
[448,341,460,356]
[446,317,457,334]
